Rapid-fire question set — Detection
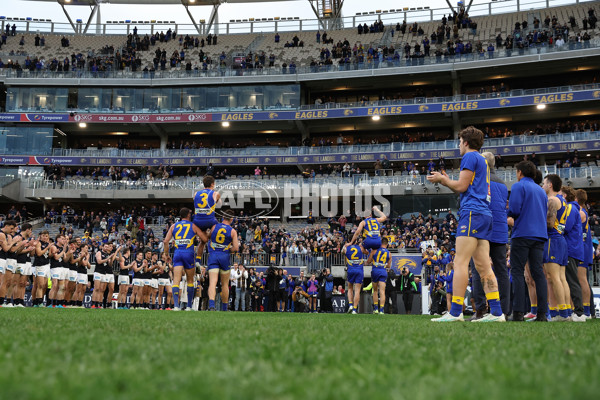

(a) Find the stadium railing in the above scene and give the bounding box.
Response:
[24,165,600,191]
[2,41,599,80]
[42,130,600,159]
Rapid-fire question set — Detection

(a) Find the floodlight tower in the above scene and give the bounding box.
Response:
[308,0,344,30]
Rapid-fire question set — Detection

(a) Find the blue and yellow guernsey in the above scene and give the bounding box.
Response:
[194,188,217,218]
[209,223,233,253]
[172,220,195,251]
[549,194,568,238]
[362,217,381,238]
[372,247,390,268]
[345,245,364,269]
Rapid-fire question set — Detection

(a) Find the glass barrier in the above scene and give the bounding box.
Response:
[45,131,600,159]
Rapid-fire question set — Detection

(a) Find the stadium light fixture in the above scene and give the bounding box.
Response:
[222,122,230,128]
[372,115,380,121]
[79,122,87,128]
[536,104,546,110]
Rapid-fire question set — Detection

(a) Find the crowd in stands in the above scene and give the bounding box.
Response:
[0,6,597,76]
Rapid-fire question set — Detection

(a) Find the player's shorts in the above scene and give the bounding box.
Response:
[102,273,115,284]
[158,278,171,286]
[6,258,17,273]
[52,267,67,280]
[456,211,492,240]
[192,216,218,231]
[16,262,32,276]
[133,278,144,287]
[118,275,130,285]
[173,250,195,270]
[0,258,6,274]
[150,279,159,289]
[35,264,50,278]
[363,236,382,250]
[68,269,78,282]
[347,267,364,284]
[93,272,103,282]
[544,235,568,266]
[371,267,387,283]
[143,279,151,286]
[578,260,592,271]
[207,252,231,272]
[77,273,88,285]
[446,282,453,295]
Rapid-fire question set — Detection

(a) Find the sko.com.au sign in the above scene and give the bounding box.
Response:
[214,181,391,220]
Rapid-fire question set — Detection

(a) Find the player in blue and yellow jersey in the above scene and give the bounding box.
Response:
[542,174,571,321]
[192,175,221,265]
[576,189,594,319]
[207,209,240,311]
[163,208,208,311]
[560,186,586,322]
[348,206,387,259]
[366,237,391,314]
[427,126,505,322]
[342,241,368,314]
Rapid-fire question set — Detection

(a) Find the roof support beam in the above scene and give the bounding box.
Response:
[205,2,221,35]
[59,2,78,33]
[181,0,202,35]
[83,2,100,34]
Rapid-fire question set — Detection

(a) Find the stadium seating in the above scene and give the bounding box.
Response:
[0,3,597,69]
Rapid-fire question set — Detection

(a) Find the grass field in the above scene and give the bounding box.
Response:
[0,310,598,400]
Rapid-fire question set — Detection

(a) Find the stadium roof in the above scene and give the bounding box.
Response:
[26,0,297,5]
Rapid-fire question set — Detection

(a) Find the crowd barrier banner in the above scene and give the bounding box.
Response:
[3,137,598,166]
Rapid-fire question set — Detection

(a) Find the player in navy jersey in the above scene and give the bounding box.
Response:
[32,230,51,307]
[366,238,391,314]
[207,209,239,311]
[427,126,505,322]
[130,252,146,309]
[348,206,387,260]
[163,207,208,311]
[575,189,594,319]
[0,220,18,307]
[117,248,135,309]
[13,223,35,308]
[192,176,221,265]
[542,174,571,321]
[342,241,368,314]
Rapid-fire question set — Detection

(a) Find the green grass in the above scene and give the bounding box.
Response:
[0,309,598,400]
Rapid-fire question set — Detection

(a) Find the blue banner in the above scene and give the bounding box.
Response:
[391,254,423,276]
[1,89,598,124]
[2,139,595,167]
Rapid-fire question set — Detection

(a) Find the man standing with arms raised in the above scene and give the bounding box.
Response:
[427,126,505,322]
[507,161,549,321]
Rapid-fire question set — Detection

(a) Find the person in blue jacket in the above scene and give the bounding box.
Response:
[507,161,548,321]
